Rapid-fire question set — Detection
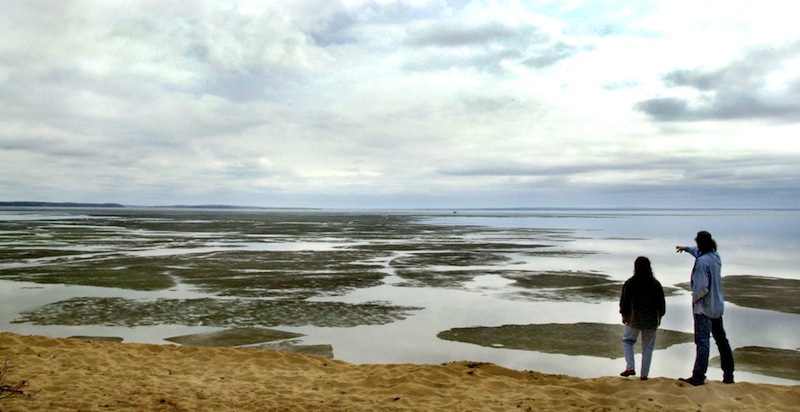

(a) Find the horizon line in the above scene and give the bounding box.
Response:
[1,201,798,212]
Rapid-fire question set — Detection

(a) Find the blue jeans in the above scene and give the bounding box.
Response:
[692,314,735,382]
[623,326,657,377]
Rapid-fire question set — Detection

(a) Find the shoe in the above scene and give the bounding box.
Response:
[679,377,704,386]
[723,375,735,384]
[620,369,636,377]
[640,376,648,381]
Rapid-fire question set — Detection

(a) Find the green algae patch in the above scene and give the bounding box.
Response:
[437,322,694,359]
[165,327,302,347]
[13,297,422,328]
[712,346,800,382]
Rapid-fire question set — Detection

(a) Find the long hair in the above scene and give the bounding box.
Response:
[633,256,654,280]
[696,230,717,253]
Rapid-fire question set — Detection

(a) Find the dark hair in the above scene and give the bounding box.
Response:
[633,256,654,279]
[695,231,717,253]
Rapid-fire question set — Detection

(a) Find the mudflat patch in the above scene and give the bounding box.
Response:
[712,346,800,381]
[724,276,800,315]
[13,297,421,328]
[437,322,695,359]
[677,275,800,315]
[258,340,335,359]
[504,270,625,302]
[165,327,302,347]
[67,335,125,343]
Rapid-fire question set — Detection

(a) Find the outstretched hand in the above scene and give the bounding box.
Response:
[675,246,686,253]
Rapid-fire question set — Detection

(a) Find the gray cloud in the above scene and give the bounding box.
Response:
[308,0,452,47]
[440,162,588,178]
[521,41,583,68]
[439,152,800,192]
[402,21,531,73]
[406,21,528,47]
[402,19,580,72]
[403,47,523,73]
[636,42,800,122]
[310,11,359,46]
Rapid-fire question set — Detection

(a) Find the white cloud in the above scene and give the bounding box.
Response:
[1,0,799,208]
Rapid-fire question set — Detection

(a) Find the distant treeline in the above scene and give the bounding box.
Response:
[0,201,125,208]
[0,202,319,210]
[150,205,319,210]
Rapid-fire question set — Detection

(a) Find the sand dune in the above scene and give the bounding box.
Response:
[1,332,798,411]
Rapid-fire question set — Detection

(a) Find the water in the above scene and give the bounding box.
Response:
[1,208,798,384]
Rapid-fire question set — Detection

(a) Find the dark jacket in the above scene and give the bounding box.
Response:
[619,277,666,330]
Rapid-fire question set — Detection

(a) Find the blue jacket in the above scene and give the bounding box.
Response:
[684,246,725,318]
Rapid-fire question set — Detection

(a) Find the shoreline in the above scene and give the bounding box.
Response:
[3,278,798,386]
[1,332,799,411]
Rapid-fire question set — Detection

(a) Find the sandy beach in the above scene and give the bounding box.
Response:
[1,333,798,411]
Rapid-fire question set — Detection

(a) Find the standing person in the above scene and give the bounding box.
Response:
[619,256,666,381]
[676,230,735,386]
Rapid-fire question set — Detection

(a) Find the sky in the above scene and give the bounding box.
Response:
[1,0,799,209]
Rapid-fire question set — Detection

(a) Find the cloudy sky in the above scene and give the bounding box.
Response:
[2,1,799,209]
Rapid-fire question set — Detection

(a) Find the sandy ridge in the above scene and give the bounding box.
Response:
[1,333,798,411]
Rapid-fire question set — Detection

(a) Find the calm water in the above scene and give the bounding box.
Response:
[1,208,798,384]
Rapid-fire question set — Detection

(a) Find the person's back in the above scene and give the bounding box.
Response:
[624,277,665,330]
[692,249,724,319]
[619,256,665,380]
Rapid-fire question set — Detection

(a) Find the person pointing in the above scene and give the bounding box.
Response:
[676,230,734,386]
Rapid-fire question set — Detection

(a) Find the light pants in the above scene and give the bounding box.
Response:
[622,325,657,377]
